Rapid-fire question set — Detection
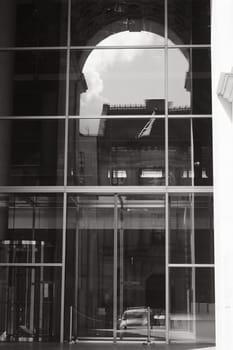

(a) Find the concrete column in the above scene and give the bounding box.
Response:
[212,1,233,348]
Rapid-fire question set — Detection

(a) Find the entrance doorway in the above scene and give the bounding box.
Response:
[66,194,166,342]
[65,193,215,344]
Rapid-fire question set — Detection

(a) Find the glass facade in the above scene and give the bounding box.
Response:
[0,0,214,345]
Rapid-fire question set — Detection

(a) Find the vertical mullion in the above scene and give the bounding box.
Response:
[165,192,169,344]
[165,0,169,344]
[165,0,169,188]
[191,193,196,337]
[64,0,71,187]
[60,192,67,343]
[60,0,71,343]
[191,118,194,186]
[113,194,118,342]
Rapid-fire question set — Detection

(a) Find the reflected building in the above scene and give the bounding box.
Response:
[1,0,232,347]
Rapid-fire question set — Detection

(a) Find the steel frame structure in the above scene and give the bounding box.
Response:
[0,0,213,344]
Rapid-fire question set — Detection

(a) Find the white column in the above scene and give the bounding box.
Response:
[212,1,233,348]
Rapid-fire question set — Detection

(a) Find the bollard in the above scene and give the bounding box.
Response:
[69,306,73,344]
[147,306,151,345]
[143,306,151,346]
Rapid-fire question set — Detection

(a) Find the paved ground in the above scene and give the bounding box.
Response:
[0,342,216,350]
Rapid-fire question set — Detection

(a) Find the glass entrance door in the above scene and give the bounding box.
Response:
[66,194,166,342]
[117,195,166,341]
[67,195,115,339]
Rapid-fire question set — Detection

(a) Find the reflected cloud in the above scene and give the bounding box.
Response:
[80,31,190,124]
[81,31,164,117]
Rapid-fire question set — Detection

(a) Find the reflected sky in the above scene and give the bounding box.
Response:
[79,31,190,134]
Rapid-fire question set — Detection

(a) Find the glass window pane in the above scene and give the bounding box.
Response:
[193,118,213,186]
[194,194,214,264]
[0,51,66,116]
[117,195,165,341]
[65,195,114,338]
[68,118,165,186]
[0,266,61,342]
[168,49,191,114]
[168,49,211,115]
[0,0,68,47]
[170,267,215,343]
[169,194,193,264]
[168,119,191,186]
[0,194,63,263]
[71,0,165,46]
[69,49,165,116]
[0,119,65,186]
[168,0,211,45]
[169,194,214,264]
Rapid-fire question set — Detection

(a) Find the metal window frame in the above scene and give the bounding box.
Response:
[0,0,213,344]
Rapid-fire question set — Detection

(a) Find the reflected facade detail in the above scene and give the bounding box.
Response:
[0,0,214,345]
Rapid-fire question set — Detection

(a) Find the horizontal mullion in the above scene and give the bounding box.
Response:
[0,46,68,51]
[0,45,211,52]
[0,263,62,267]
[69,114,165,119]
[69,114,212,119]
[167,186,213,193]
[0,116,66,120]
[0,115,212,120]
[69,44,211,50]
[167,44,211,49]
[168,114,212,118]
[0,186,213,194]
[0,186,66,193]
[169,264,214,268]
[65,186,213,194]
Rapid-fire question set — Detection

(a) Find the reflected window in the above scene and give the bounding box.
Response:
[108,169,127,185]
[68,118,165,186]
[168,119,191,186]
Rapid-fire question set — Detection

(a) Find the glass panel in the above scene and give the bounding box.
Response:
[0,194,63,263]
[0,51,66,116]
[193,119,213,186]
[168,119,191,186]
[0,0,68,47]
[117,195,165,341]
[0,119,65,186]
[169,194,193,264]
[170,267,215,343]
[168,49,191,114]
[169,194,214,264]
[65,195,114,339]
[194,194,214,264]
[168,0,211,45]
[69,49,165,116]
[68,118,165,186]
[0,266,61,342]
[71,0,165,46]
[168,49,211,115]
